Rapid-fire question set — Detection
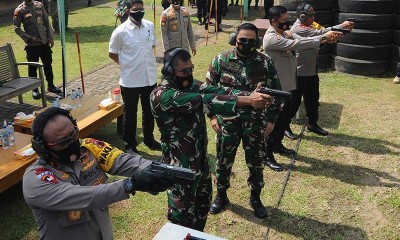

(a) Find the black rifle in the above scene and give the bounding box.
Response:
[331,27,351,35]
[147,162,196,181]
[257,87,292,99]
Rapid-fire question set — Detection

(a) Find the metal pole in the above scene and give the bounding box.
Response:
[75,32,85,94]
[205,0,214,45]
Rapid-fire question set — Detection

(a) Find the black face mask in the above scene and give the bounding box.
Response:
[49,140,81,164]
[278,21,291,31]
[173,74,194,90]
[129,10,145,22]
[236,41,257,57]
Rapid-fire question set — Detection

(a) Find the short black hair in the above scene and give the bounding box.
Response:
[126,0,144,9]
[236,23,259,37]
[296,2,312,17]
[164,48,191,68]
[268,5,287,24]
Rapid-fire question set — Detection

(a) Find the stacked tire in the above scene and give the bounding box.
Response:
[391,1,400,73]
[334,0,396,76]
[277,0,335,70]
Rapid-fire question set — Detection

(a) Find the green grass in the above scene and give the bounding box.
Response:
[1,1,400,240]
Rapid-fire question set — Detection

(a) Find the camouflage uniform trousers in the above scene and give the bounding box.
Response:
[215,115,266,192]
[167,162,212,231]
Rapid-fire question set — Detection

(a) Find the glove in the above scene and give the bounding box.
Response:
[131,161,175,193]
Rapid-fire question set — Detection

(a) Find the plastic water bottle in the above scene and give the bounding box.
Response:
[76,87,83,107]
[70,89,77,108]
[52,96,60,108]
[1,120,10,150]
[7,122,15,146]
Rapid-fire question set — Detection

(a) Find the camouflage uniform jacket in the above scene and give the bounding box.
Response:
[13,0,54,46]
[115,0,128,17]
[206,48,282,123]
[22,138,150,240]
[150,79,243,171]
[160,6,196,53]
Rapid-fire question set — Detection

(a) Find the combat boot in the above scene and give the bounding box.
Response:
[209,190,230,214]
[249,189,267,219]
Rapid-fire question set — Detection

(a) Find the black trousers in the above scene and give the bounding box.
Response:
[267,89,297,149]
[121,84,157,149]
[264,0,273,13]
[25,44,54,88]
[197,0,207,22]
[205,0,223,24]
[291,75,320,125]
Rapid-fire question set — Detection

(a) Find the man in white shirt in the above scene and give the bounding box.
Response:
[109,0,161,154]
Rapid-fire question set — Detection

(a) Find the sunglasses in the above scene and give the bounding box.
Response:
[47,127,79,151]
[129,9,145,14]
[237,38,257,45]
[175,65,194,75]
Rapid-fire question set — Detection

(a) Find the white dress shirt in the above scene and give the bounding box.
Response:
[109,18,158,88]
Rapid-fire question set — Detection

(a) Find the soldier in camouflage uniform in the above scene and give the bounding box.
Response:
[206,23,282,219]
[150,48,272,231]
[48,0,69,33]
[115,0,128,23]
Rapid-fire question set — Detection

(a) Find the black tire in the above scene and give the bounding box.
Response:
[390,60,399,74]
[334,56,389,76]
[338,0,396,14]
[338,29,394,45]
[394,30,400,45]
[319,44,333,54]
[392,45,400,61]
[288,10,333,26]
[336,13,395,29]
[277,0,334,11]
[318,54,333,70]
[335,43,392,60]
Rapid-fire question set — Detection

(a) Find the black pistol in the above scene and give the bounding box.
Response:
[147,162,196,181]
[331,27,351,35]
[257,87,292,99]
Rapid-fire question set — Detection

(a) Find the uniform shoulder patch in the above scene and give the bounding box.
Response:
[161,15,167,25]
[35,167,58,184]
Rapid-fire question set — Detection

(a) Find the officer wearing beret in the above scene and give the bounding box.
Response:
[23,107,174,239]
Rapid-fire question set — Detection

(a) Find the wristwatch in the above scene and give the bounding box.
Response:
[123,178,135,193]
[320,34,327,42]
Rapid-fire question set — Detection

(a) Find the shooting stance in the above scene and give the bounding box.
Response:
[206,23,283,219]
[263,5,341,170]
[290,2,353,136]
[150,48,272,230]
[23,108,174,239]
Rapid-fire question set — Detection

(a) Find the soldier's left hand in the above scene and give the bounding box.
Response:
[48,38,54,48]
[191,48,196,56]
[263,122,275,137]
[209,115,221,134]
